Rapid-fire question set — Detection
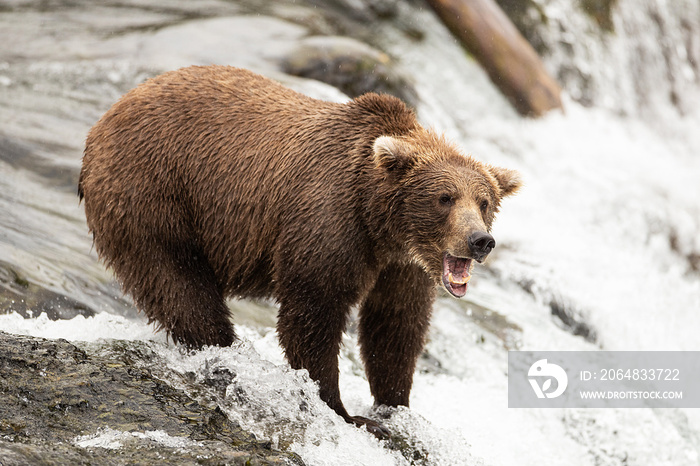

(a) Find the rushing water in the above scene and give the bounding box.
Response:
[1,1,700,465]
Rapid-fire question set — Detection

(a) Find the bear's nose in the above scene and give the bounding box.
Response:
[468,231,496,262]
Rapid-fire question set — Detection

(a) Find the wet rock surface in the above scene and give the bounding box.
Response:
[0,260,96,321]
[0,331,303,465]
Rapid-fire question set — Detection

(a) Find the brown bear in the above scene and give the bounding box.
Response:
[79,65,520,438]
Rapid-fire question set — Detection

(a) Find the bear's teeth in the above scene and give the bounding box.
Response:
[448,273,471,285]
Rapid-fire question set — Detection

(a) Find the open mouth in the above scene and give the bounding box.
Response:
[442,253,472,298]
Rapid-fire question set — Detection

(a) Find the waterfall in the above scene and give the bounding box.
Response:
[505,0,700,118]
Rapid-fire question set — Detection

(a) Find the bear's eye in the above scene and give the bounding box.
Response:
[439,194,454,207]
[480,200,489,212]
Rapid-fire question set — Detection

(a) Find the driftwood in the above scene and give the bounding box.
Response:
[426,0,563,117]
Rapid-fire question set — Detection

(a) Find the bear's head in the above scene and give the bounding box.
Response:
[371,130,521,298]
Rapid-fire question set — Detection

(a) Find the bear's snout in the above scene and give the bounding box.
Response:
[468,231,495,263]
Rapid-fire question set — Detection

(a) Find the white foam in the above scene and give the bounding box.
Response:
[74,427,202,451]
[0,311,165,344]
[154,341,409,466]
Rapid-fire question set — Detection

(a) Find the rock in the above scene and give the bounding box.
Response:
[516,278,597,342]
[281,35,418,107]
[460,297,523,350]
[0,260,96,321]
[0,332,303,465]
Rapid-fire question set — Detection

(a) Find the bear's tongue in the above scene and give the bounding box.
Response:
[442,254,472,298]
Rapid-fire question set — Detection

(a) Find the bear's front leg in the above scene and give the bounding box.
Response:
[276,284,389,439]
[276,289,347,412]
[359,262,436,407]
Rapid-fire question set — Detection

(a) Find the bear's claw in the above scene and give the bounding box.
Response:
[350,415,391,439]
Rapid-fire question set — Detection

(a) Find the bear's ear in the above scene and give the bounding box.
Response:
[372,136,416,175]
[489,165,522,197]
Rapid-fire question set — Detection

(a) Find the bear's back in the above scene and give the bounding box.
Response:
[80,66,418,298]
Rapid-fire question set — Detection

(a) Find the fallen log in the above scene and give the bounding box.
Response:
[426,0,563,117]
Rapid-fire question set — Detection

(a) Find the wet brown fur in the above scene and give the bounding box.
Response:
[79,65,520,433]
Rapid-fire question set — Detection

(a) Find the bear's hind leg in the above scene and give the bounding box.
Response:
[111,239,234,348]
[358,262,436,407]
